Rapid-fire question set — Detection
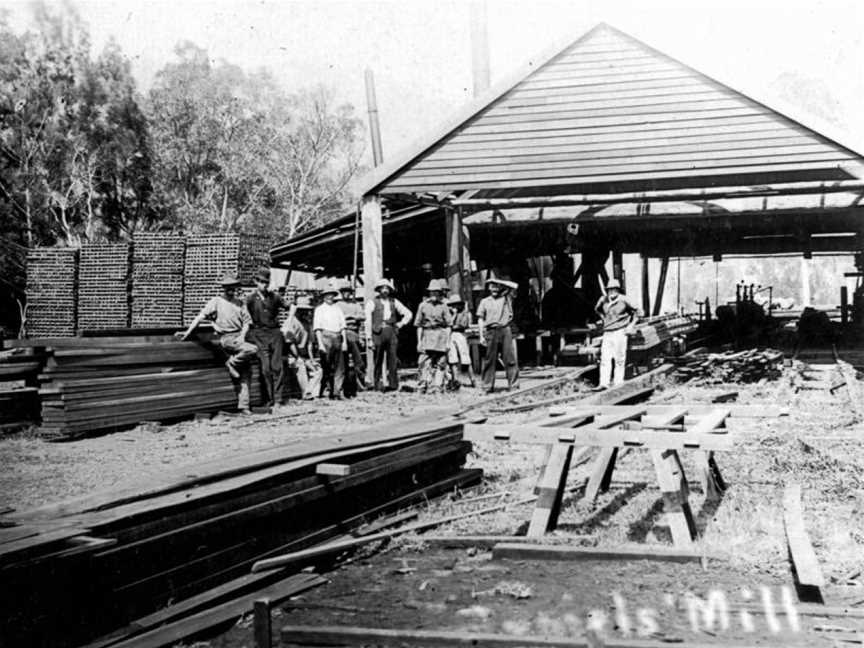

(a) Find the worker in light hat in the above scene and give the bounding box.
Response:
[476,276,520,393]
[313,281,348,399]
[594,277,641,389]
[176,273,258,414]
[414,279,453,393]
[364,278,412,391]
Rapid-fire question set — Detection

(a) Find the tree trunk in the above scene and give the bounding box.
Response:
[24,187,33,247]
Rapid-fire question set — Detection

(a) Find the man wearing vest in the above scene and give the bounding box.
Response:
[337,280,367,391]
[364,278,412,392]
[476,277,519,394]
[595,278,640,389]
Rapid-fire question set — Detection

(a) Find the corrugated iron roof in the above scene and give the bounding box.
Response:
[363,23,864,198]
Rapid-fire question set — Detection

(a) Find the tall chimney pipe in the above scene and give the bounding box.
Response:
[470,0,490,97]
[364,68,384,167]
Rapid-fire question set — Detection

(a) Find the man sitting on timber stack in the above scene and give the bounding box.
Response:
[337,280,367,392]
[246,267,288,410]
[176,273,258,414]
[594,278,640,390]
[414,279,453,393]
[364,278,412,392]
[313,282,348,399]
[476,277,520,394]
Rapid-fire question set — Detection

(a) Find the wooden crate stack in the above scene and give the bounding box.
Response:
[183,234,271,324]
[1,417,479,647]
[25,247,78,337]
[77,243,131,332]
[131,233,185,328]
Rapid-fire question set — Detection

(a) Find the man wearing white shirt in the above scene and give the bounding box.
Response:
[364,278,412,391]
[313,283,348,399]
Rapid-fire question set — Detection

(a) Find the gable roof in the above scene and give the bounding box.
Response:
[362,23,864,199]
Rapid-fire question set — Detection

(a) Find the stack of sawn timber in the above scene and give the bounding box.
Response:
[628,314,698,351]
[5,334,263,439]
[0,416,479,648]
[673,347,784,383]
[25,247,79,337]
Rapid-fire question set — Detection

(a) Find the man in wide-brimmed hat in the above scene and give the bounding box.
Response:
[594,278,640,389]
[364,278,412,391]
[446,293,476,388]
[313,281,348,399]
[246,267,288,409]
[476,276,520,393]
[336,279,366,393]
[177,273,258,414]
[413,279,452,393]
[281,295,316,399]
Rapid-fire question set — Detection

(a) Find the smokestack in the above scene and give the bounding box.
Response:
[470,0,490,97]
[364,68,384,167]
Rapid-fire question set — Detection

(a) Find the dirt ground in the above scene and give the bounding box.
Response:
[3,361,863,647]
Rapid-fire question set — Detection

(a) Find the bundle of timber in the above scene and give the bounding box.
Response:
[183,234,271,324]
[25,247,78,337]
[0,415,479,648]
[674,347,784,383]
[5,334,262,439]
[78,243,131,331]
[0,387,39,431]
[131,233,185,328]
[628,314,698,351]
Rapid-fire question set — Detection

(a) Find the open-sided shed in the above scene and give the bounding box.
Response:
[271,23,864,317]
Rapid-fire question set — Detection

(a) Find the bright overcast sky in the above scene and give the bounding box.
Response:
[4,0,864,168]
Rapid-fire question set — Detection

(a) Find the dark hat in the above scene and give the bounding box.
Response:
[220,273,241,287]
[255,267,271,282]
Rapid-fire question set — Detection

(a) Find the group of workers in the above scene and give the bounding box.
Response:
[177,266,639,413]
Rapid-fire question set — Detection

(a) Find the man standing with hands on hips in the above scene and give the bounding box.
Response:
[313,282,348,399]
[365,278,412,392]
[594,278,641,390]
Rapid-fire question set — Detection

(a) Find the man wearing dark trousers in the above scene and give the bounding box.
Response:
[364,278,412,392]
[337,280,367,391]
[477,277,520,394]
[246,267,287,409]
[313,282,347,399]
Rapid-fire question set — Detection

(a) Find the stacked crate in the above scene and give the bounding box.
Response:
[25,247,78,337]
[183,234,271,324]
[77,243,131,331]
[131,233,185,328]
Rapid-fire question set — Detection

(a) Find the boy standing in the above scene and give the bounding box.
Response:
[414,279,453,393]
[446,294,476,388]
[476,277,519,394]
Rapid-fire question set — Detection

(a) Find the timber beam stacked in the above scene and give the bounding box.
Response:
[0,415,479,647]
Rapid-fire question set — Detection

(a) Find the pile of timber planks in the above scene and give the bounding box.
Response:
[674,347,784,383]
[628,314,698,351]
[4,334,263,439]
[131,233,185,328]
[0,416,478,648]
[78,243,131,331]
[25,247,79,337]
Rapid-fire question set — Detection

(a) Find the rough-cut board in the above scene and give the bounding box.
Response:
[526,444,573,537]
[280,625,762,648]
[782,483,825,603]
[492,542,707,563]
[650,449,696,548]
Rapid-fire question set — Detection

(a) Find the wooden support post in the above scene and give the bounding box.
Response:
[650,449,696,547]
[693,450,726,500]
[583,447,618,502]
[641,255,651,315]
[446,206,472,303]
[653,257,669,316]
[783,483,825,603]
[361,195,383,387]
[612,250,625,291]
[841,286,849,326]
[254,598,272,648]
[527,444,572,536]
[533,444,553,495]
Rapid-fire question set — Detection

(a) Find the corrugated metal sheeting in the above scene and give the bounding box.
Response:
[369,24,862,197]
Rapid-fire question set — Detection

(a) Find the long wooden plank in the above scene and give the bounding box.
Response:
[13,411,463,521]
[279,625,763,648]
[551,404,787,419]
[782,483,825,602]
[463,424,734,450]
[492,542,706,563]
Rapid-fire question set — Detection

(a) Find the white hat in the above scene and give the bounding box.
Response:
[606,278,622,290]
[374,278,395,292]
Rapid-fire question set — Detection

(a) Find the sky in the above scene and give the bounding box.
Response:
[3,0,864,170]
